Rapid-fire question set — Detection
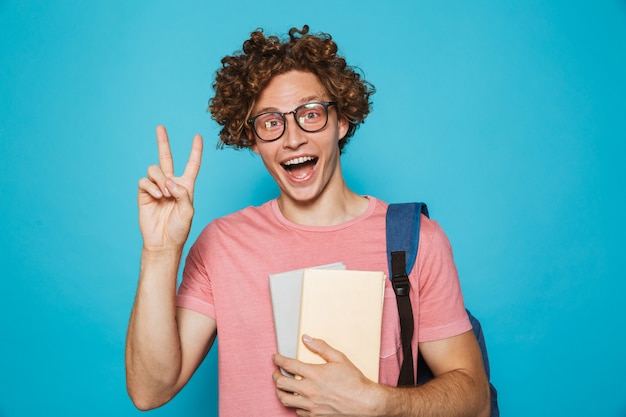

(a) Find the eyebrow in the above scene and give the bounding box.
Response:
[254,95,324,114]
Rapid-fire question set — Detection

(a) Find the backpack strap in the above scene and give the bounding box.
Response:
[386,202,428,386]
[386,202,500,416]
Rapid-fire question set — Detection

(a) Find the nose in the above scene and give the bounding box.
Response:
[281,113,308,149]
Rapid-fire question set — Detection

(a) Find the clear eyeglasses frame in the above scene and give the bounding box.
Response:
[246,101,338,142]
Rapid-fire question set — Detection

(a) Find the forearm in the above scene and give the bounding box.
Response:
[378,369,490,417]
[125,248,184,409]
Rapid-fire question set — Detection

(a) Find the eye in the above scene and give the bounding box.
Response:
[297,105,323,124]
[255,113,284,131]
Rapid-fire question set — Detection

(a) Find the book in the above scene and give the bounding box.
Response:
[296,268,386,382]
[269,262,346,376]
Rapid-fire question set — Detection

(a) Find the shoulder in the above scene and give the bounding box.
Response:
[419,215,452,253]
[381,200,451,252]
[193,200,277,246]
[212,200,275,228]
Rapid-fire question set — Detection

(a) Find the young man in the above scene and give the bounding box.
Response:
[126,26,490,416]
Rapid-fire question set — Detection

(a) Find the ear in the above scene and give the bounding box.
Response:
[247,128,260,154]
[338,115,349,141]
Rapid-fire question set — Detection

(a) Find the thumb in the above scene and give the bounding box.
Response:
[166,179,193,213]
[302,334,347,364]
[166,178,188,200]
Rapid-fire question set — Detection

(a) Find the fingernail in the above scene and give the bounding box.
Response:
[302,334,312,343]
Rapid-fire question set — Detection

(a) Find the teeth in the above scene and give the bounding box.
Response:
[283,156,315,166]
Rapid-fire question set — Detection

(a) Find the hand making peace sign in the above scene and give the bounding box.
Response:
[138,125,203,252]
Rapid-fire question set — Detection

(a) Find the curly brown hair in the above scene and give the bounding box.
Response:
[209,25,375,151]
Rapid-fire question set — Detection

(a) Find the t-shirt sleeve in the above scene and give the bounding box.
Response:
[176,231,216,319]
[416,218,471,342]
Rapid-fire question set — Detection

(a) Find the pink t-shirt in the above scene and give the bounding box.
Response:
[177,197,470,416]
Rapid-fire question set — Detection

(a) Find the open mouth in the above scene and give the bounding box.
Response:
[282,156,318,180]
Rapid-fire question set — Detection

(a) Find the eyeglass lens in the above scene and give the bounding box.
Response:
[252,102,331,141]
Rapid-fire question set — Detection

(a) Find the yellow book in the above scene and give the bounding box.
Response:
[296,268,386,382]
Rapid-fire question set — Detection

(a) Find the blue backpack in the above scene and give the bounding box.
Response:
[386,202,499,416]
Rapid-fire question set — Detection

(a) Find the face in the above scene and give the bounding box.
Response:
[250,70,349,205]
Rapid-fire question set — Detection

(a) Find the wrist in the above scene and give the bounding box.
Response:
[373,384,412,417]
[364,382,395,417]
[138,247,184,289]
[141,245,184,259]
[140,246,184,276]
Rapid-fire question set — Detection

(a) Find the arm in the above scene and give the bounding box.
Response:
[381,330,490,417]
[125,126,216,410]
[272,330,490,417]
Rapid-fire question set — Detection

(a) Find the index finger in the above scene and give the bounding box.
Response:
[156,125,175,176]
[182,134,203,182]
[273,353,311,380]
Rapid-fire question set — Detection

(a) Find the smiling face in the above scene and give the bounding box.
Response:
[250,70,349,209]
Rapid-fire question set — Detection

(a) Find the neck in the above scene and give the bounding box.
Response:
[277,186,369,227]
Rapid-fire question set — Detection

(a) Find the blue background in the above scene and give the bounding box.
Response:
[1,1,625,416]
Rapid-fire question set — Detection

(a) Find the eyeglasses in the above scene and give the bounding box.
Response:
[247,101,337,142]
